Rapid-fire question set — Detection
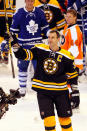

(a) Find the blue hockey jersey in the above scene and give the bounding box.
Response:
[10,7,49,49]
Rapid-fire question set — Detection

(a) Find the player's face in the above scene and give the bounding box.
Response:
[25,0,35,11]
[65,13,76,25]
[48,32,60,51]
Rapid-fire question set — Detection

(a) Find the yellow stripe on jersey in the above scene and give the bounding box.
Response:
[56,19,65,24]
[66,71,78,76]
[34,0,60,8]
[51,26,57,30]
[32,79,68,91]
[29,50,33,60]
[35,44,75,60]
[32,84,68,91]
[67,74,78,79]
[24,49,33,61]
[56,24,66,30]
[58,49,75,60]
[24,49,29,61]
[33,79,67,86]
[35,43,49,50]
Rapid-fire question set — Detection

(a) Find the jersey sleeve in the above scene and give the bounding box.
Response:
[57,0,68,13]
[56,9,66,30]
[39,9,49,37]
[12,0,16,13]
[10,9,21,33]
[64,58,78,85]
[14,46,38,61]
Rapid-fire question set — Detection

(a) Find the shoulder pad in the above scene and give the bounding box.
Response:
[59,49,74,60]
[35,44,49,50]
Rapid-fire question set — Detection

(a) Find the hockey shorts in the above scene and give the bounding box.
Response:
[37,90,72,119]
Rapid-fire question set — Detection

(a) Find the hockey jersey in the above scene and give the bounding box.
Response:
[34,0,66,30]
[10,7,49,49]
[14,44,78,93]
[57,0,68,13]
[68,0,87,44]
[61,24,83,70]
[0,0,16,17]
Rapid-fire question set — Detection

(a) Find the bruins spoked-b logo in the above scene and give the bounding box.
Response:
[44,10,53,23]
[43,58,58,74]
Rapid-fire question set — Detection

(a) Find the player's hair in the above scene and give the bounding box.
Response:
[49,30,60,38]
[66,9,77,17]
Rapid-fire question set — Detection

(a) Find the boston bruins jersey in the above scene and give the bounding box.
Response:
[0,0,16,37]
[34,0,66,30]
[0,0,16,17]
[14,44,78,93]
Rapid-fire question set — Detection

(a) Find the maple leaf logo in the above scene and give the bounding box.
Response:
[26,20,38,35]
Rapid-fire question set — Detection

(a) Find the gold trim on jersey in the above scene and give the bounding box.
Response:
[24,49,33,61]
[33,79,67,85]
[58,49,75,60]
[32,79,68,91]
[56,19,65,24]
[0,9,15,17]
[66,71,78,79]
[34,0,60,8]
[67,74,78,79]
[66,72,78,76]
[32,84,68,91]
[35,44,75,60]
[35,43,49,50]
[51,26,57,30]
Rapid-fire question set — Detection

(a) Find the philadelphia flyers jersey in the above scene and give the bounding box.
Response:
[34,0,66,30]
[61,24,83,70]
[14,44,78,93]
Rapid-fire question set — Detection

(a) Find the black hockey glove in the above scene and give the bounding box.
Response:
[70,85,80,109]
[4,33,18,46]
[0,87,18,119]
[10,33,18,46]
[10,88,25,98]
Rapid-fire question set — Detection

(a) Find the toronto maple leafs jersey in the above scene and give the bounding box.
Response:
[10,7,49,49]
[14,44,78,93]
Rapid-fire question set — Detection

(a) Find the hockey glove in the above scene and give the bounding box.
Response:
[70,85,80,109]
[10,33,18,46]
[4,33,18,46]
[1,40,9,52]
[0,87,18,119]
[10,88,25,98]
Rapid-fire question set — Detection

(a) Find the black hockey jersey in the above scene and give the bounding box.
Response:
[0,0,16,37]
[0,0,16,17]
[14,44,78,93]
[34,0,66,30]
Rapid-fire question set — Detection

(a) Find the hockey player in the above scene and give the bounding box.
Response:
[34,0,66,31]
[67,0,87,74]
[61,9,83,71]
[0,0,16,64]
[10,0,49,96]
[11,30,79,131]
